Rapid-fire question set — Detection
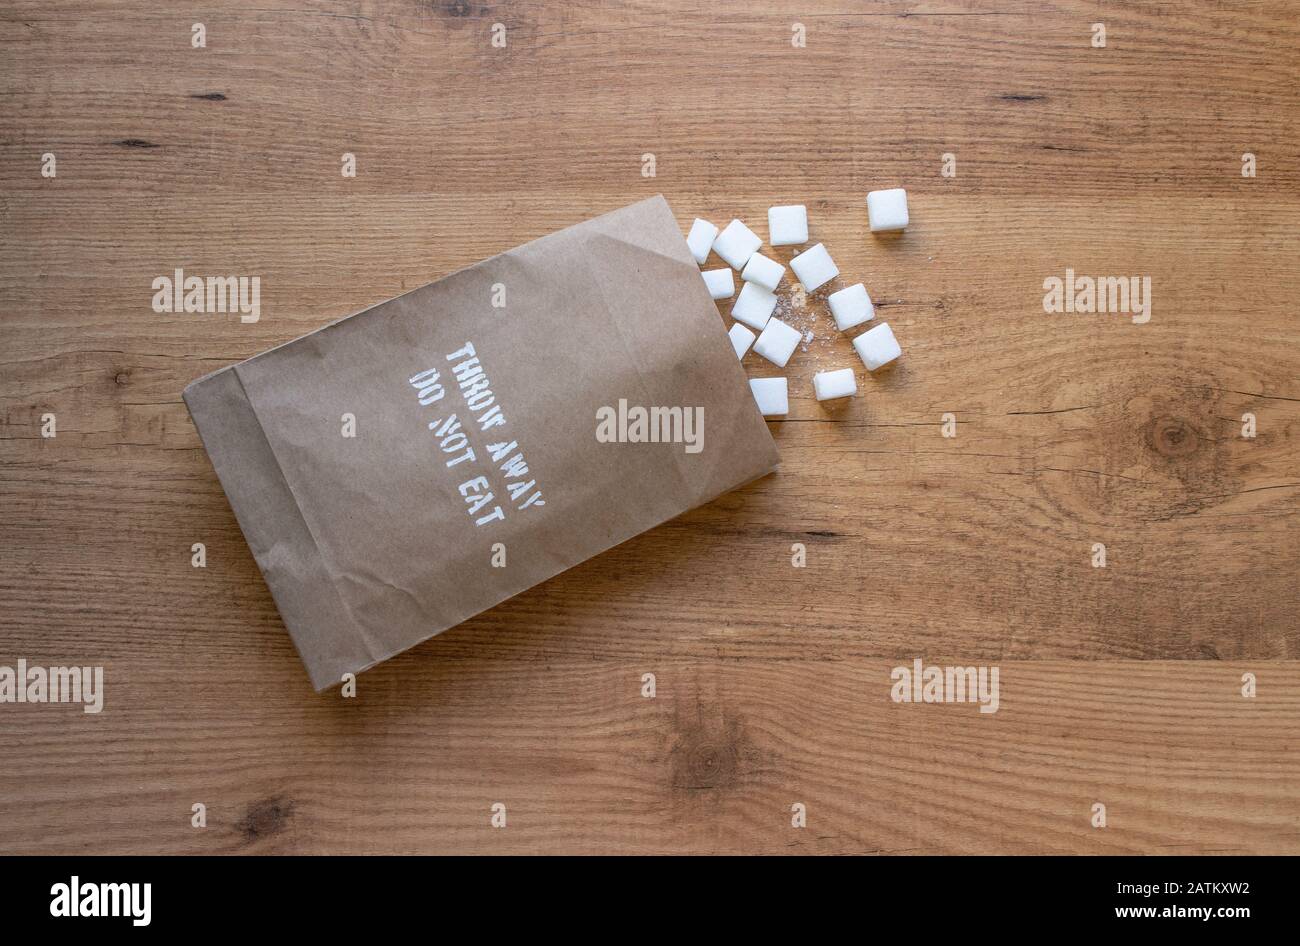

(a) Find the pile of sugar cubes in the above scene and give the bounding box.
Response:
[687,188,909,416]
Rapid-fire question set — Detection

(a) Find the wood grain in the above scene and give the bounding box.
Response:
[1,0,1297,854]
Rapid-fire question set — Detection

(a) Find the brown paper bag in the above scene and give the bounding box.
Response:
[184,195,779,690]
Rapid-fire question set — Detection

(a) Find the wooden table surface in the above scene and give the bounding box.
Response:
[2,0,1298,855]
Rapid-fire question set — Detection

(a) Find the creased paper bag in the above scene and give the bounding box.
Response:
[184,195,779,690]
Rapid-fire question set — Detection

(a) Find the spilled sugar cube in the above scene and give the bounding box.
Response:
[789,243,839,292]
[741,252,785,293]
[813,368,857,401]
[828,283,874,331]
[731,282,778,331]
[728,322,755,359]
[753,317,801,368]
[685,196,913,427]
[853,322,902,370]
[866,188,909,232]
[702,268,735,300]
[768,204,808,246]
[749,377,788,416]
[712,219,762,269]
[686,218,719,264]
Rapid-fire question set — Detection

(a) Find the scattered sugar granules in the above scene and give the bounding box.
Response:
[767,281,831,355]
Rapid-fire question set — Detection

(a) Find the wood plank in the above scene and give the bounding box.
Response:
[0,659,1294,854]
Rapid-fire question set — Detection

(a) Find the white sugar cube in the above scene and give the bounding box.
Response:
[740,252,785,292]
[853,322,902,370]
[702,268,735,300]
[728,322,755,359]
[731,282,778,331]
[866,188,909,232]
[753,317,802,368]
[813,368,857,401]
[789,243,839,292]
[768,204,808,246]
[712,219,762,269]
[827,283,874,331]
[686,218,719,264]
[750,377,788,416]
